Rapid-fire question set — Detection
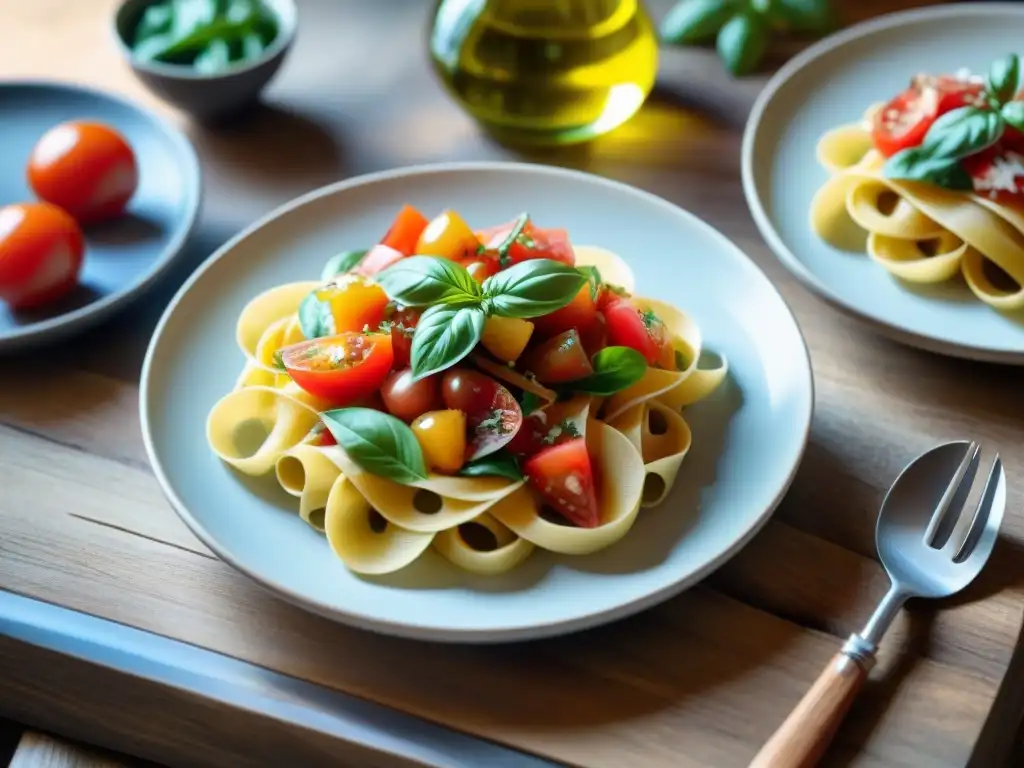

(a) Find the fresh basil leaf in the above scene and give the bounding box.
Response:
[298,292,334,339]
[568,346,647,396]
[716,12,768,77]
[320,250,367,280]
[322,408,427,484]
[481,259,588,319]
[410,304,485,380]
[1002,100,1024,132]
[988,54,1020,106]
[519,390,543,416]
[774,0,835,33]
[660,0,734,45]
[884,147,974,191]
[375,256,481,307]
[459,452,523,481]
[921,106,1003,159]
[576,265,602,302]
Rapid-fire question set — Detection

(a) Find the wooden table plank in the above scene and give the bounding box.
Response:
[2,0,1023,766]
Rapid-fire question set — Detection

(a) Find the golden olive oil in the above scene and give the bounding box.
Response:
[429,0,658,146]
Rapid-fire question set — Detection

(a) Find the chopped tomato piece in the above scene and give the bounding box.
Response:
[963,147,1024,205]
[356,244,405,277]
[457,254,500,283]
[441,369,523,460]
[476,218,575,267]
[415,210,479,260]
[389,306,420,367]
[523,438,600,528]
[381,204,429,256]
[281,332,394,405]
[311,273,389,334]
[872,75,985,157]
[522,329,594,384]
[532,284,598,338]
[602,299,669,366]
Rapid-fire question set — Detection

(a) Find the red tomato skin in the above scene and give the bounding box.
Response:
[441,368,523,459]
[871,77,985,158]
[381,368,443,422]
[381,205,429,256]
[602,299,661,365]
[523,438,600,528]
[27,121,138,224]
[532,284,598,338]
[475,220,576,267]
[356,244,405,277]
[389,306,420,367]
[522,329,594,384]
[578,314,608,359]
[0,202,85,309]
[282,333,394,405]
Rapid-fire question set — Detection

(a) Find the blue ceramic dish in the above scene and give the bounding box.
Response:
[0,81,201,352]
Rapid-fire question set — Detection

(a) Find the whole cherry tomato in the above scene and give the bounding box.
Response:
[0,202,85,309]
[27,121,138,224]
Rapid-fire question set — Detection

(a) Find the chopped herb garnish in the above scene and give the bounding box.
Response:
[641,308,661,330]
[543,419,580,445]
[477,409,509,433]
[377,319,394,333]
[495,213,530,268]
[519,390,543,416]
[271,350,286,371]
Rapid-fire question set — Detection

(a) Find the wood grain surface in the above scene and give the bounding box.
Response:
[2,1,1024,766]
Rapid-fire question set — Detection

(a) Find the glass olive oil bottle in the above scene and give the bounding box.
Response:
[429,0,658,146]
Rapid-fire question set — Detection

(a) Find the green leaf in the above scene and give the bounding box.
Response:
[135,4,175,43]
[883,148,974,191]
[297,292,334,339]
[1002,101,1024,132]
[567,347,648,396]
[716,12,768,77]
[459,452,523,481]
[987,54,1020,106]
[481,259,588,319]
[495,213,530,267]
[193,37,232,74]
[576,265,602,302]
[410,304,485,380]
[921,106,1003,159]
[320,250,368,281]
[660,0,734,45]
[375,256,481,307]
[321,408,427,484]
[773,0,835,33]
[519,391,543,416]
[271,349,286,371]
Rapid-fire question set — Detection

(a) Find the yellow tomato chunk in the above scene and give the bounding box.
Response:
[480,316,534,363]
[312,273,389,334]
[414,209,478,260]
[412,409,467,474]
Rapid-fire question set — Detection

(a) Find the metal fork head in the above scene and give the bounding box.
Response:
[876,441,1006,599]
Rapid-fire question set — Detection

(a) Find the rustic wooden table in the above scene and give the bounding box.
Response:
[3,0,1024,766]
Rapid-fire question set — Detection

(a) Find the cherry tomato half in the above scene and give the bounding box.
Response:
[522,329,594,384]
[441,368,523,460]
[281,332,394,405]
[28,121,138,224]
[523,438,600,528]
[0,202,85,310]
[476,218,576,267]
[380,204,428,257]
[871,75,985,158]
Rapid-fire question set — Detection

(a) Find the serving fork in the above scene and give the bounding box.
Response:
[750,440,1006,768]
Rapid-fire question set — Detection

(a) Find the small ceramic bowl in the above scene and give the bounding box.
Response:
[112,0,297,121]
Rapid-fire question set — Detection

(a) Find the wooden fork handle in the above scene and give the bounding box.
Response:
[748,651,869,768]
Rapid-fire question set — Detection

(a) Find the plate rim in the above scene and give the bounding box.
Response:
[741,2,1024,365]
[0,78,202,351]
[140,161,815,642]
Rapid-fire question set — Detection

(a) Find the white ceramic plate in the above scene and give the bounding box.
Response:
[743,3,1024,364]
[141,163,812,642]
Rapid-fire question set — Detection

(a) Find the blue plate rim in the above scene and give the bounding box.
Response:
[741,2,1024,365]
[0,78,202,349]
[139,161,815,642]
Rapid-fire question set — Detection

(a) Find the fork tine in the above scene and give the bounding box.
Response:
[954,455,1004,564]
[924,441,979,548]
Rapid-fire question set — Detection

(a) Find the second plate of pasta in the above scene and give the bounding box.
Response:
[744,3,1024,363]
[142,162,811,642]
